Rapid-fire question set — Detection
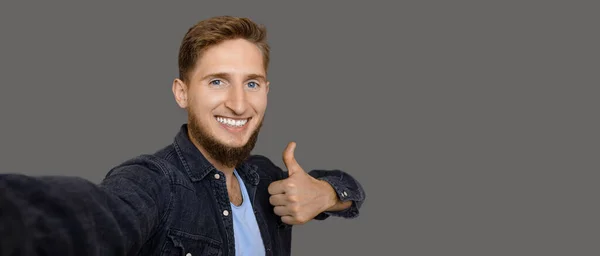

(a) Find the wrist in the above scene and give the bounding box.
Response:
[318,180,339,211]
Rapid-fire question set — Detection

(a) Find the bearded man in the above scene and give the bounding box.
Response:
[0,15,365,256]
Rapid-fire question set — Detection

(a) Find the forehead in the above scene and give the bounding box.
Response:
[192,38,266,79]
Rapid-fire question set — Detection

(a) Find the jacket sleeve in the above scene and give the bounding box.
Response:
[0,164,171,256]
[308,169,366,220]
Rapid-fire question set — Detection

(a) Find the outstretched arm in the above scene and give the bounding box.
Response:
[0,163,171,255]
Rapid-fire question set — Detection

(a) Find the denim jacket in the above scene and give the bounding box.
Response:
[0,124,366,256]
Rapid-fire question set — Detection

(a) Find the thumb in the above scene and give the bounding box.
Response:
[283,141,301,175]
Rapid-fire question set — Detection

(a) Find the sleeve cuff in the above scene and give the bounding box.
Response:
[314,176,362,219]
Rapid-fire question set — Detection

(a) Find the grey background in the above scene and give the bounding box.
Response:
[0,1,598,255]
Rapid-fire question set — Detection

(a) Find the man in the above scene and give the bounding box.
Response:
[0,16,365,256]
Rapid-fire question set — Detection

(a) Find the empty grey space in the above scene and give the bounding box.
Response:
[0,1,598,255]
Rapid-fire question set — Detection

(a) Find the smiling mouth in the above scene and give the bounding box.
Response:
[215,116,251,128]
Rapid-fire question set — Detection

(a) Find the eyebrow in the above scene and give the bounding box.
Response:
[201,72,266,82]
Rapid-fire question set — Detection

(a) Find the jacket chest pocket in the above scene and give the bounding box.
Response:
[162,229,223,256]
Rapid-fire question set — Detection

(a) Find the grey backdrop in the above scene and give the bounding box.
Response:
[0,1,598,255]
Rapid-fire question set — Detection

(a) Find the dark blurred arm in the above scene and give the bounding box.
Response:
[0,164,171,256]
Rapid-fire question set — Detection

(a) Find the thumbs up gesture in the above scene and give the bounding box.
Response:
[267,142,339,225]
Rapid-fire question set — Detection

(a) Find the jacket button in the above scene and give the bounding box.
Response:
[186,253,192,256]
[223,210,229,216]
[214,173,220,179]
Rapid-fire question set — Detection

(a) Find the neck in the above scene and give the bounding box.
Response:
[187,130,235,175]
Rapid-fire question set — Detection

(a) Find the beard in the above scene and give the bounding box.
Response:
[187,112,262,168]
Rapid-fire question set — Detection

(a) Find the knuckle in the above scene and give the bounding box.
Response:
[299,214,310,223]
[285,182,296,189]
[291,205,300,213]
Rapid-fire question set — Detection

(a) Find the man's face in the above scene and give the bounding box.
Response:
[173,38,269,167]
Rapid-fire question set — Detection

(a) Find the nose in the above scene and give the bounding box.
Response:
[224,84,248,115]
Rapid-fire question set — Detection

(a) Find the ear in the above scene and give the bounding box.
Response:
[172,78,188,108]
[265,81,270,95]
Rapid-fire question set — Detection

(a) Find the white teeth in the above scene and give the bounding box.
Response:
[216,117,248,127]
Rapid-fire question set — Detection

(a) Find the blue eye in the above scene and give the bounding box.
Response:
[209,80,222,86]
[247,81,258,89]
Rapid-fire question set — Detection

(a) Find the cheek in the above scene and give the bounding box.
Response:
[190,90,225,112]
[250,93,268,114]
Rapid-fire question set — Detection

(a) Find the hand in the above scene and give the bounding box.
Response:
[267,142,339,225]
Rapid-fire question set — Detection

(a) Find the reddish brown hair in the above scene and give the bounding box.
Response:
[178,16,270,82]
